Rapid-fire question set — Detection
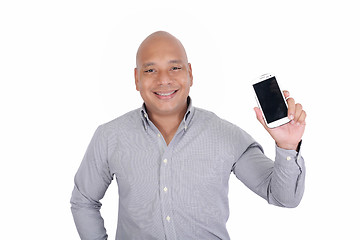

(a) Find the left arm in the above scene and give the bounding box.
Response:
[233,90,307,207]
[232,141,305,208]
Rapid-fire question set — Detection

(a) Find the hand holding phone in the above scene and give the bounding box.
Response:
[252,73,307,150]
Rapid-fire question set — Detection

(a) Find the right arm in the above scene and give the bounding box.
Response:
[70,125,113,240]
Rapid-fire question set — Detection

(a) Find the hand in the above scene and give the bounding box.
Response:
[254,90,306,151]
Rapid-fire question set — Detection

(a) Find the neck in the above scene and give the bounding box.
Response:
[148,107,187,145]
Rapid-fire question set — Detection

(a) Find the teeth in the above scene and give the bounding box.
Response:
[156,90,176,96]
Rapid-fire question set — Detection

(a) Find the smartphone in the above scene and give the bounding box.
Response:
[252,73,290,128]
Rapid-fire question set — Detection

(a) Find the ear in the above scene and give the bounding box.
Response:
[188,63,193,87]
[134,68,140,91]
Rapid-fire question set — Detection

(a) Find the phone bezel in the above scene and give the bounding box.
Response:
[252,73,290,128]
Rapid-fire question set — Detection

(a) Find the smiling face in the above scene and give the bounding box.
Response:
[135,32,193,118]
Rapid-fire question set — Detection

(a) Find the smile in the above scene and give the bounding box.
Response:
[155,90,177,96]
[154,90,177,96]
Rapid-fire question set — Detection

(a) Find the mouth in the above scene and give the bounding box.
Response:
[154,90,177,96]
[153,90,178,99]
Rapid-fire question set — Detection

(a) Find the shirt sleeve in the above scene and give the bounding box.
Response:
[232,141,305,208]
[70,125,113,240]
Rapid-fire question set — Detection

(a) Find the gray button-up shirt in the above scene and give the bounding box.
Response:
[71,98,305,240]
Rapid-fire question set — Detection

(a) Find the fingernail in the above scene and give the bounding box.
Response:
[289,114,294,120]
[291,120,295,125]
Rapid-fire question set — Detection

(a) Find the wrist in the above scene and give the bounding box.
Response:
[276,142,300,151]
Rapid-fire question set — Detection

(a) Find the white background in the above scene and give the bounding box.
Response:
[1,0,359,239]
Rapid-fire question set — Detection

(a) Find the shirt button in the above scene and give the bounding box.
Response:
[163,159,168,164]
[157,133,161,137]
[286,156,292,161]
[163,187,168,192]
[144,113,148,118]
[166,216,171,222]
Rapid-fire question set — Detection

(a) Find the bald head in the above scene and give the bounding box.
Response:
[136,31,188,68]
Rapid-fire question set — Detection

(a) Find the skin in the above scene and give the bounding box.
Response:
[135,31,306,150]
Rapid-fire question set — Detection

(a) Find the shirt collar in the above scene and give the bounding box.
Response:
[140,96,194,131]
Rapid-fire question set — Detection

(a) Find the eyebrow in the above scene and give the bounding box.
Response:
[168,60,184,64]
[142,62,155,68]
[141,60,184,68]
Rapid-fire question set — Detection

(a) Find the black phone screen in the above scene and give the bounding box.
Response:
[253,76,288,123]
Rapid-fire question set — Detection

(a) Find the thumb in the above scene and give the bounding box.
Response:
[254,107,267,128]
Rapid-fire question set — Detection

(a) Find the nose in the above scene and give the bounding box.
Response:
[157,70,172,86]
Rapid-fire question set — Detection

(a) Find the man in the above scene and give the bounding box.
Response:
[71,31,306,240]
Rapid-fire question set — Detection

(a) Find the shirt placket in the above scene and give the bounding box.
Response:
[150,121,187,240]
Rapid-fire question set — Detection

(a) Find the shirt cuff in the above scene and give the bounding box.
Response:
[275,143,302,168]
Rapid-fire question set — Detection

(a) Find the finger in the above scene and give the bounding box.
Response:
[293,103,303,123]
[286,97,295,120]
[254,107,267,129]
[283,90,290,99]
[297,110,307,126]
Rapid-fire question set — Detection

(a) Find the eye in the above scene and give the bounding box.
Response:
[171,66,181,71]
[144,69,155,73]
